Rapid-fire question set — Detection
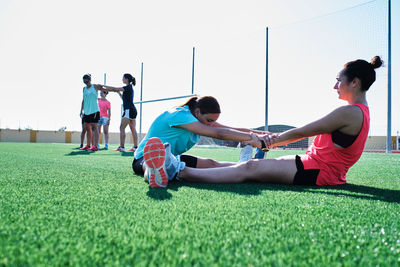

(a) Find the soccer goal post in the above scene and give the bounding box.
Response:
[134,47,198,140]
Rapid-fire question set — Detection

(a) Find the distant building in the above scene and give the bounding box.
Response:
[254,125,309,149]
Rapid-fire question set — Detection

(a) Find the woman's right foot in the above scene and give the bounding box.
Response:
[79,145,90,151]
[143,137,168,188]
[104,144,108,150]
[114,146,126,152]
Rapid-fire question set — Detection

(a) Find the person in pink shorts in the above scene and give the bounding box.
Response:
[98,91,111,149]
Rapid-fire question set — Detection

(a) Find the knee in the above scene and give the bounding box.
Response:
[207,159,221,168]
[240,160,260,178]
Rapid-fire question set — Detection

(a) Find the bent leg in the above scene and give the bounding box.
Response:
[178,156,297,184]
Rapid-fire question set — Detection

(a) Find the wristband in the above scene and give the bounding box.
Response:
[260,140,269,152]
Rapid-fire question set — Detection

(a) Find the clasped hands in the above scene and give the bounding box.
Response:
[245,132,279,151]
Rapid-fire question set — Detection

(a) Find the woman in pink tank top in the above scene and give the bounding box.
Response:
[171,56,383,186]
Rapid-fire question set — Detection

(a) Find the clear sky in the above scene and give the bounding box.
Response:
[0,0,398,135]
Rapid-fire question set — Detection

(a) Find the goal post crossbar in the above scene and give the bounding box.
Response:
[133,94,198,105]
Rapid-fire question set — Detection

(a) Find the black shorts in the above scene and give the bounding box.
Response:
[292,155,319,185]
[132,154,198,176]
[83,112,100,124]
[122,108,137,120]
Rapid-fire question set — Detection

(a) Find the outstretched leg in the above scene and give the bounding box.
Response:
[178,156,297,184]
[195,157,236,168]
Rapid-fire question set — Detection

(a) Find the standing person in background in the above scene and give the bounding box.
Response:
[80,74,100,151]
[97,73,138,152]
[117,91,138,152]
[97,91,111,149]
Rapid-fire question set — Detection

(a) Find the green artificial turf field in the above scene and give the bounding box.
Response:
[0,142,399,266]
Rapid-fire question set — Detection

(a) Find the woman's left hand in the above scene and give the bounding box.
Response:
[244,132,263,148]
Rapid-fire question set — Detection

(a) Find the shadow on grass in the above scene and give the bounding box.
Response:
[65,150,95,156]
[120,151,134,157]
[64,150,134,157]
[146,187,173,200]
[160,182,400,204]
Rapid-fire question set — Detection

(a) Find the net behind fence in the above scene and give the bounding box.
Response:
[268,0,397,151]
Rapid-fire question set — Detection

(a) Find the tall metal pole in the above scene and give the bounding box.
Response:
[139,62,144,141]
[191,47,195,94]
[265,27,269,132]
[386,0,392,153]
[104,73,106,85]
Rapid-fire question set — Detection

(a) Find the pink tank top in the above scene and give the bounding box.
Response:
[302,104,370,186]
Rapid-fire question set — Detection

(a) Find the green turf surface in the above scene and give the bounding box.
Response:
[0,142,399,266]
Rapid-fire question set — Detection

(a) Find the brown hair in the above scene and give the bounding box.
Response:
[342,56,383,91]
[180,96,221,114]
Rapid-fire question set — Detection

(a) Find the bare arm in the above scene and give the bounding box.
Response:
[107,107,111,125]
[94,84,124,92]
[177,121,254,142]
[212,122,270,135]
[270,106,363,147]
[80,100,84,116]
[117,91,123,99]
[80,87,84,116]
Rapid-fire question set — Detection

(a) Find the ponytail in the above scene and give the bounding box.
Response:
[180,97,198,113]
[123,73,136,86]
[342,56,383,91]
[180,96,221,114]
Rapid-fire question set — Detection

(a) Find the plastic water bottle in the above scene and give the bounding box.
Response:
[239,144,253,162]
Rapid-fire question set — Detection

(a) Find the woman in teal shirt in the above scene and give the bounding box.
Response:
[79,74,100,151]
[132,96,268,176]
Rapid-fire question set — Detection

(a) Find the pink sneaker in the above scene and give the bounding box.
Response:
[128,147,137,152]
[143,137,167,188]
[87,145,97,151]
[79,145,90,151]
[114,146,126,152]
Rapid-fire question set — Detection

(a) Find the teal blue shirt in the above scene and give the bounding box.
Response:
[134,106,200,159]
[83,85,99,115]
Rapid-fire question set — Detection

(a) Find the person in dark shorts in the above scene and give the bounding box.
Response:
[79,74,100,151]
[96,74,138,152]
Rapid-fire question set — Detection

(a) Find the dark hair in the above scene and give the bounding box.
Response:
[342,56,383,91]
[123,73,136,86]
[102,91,108,96]
[82,73,91,80]
[181,96,221,114]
